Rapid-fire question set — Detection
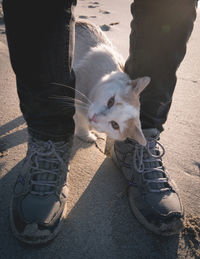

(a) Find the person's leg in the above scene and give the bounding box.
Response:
[3,0,76,140]
[125,0,197,131]
[3,0,77,244]
[112,0,197,235]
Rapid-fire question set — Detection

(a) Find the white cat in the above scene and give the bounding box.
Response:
[73,21,150,146]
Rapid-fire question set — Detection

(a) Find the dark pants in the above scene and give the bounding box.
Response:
[125,0,197,131]
[3,0,76,141]
[3,0,197,141]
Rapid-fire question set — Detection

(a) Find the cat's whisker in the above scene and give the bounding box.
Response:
[60,104,89,112]
[51,95,90,108]
[75,106,89,110]
[59,101,89,109]
[51,95,90,106]
[75,103,90,109]
[61,103,88,109]
[51,82,92,104]
[62,97,90,107]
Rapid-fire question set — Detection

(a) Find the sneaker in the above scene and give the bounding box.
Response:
[111,128,183,236]
[10,136,72,244]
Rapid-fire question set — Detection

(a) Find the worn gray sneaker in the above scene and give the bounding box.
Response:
[10,136,72,244]
[111,128,183,236]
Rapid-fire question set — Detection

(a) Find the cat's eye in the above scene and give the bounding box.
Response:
[107,96,115,109]
[111,121,119,130]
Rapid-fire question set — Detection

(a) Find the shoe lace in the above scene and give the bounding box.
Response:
[27,140,69,196]
[131,136,171,193]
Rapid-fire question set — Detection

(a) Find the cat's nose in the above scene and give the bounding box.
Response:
[89,114,98,123]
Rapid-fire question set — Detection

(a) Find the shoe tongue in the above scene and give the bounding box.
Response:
[28,138,70,195]
[143,128,160,139]
[30,140,63,194]
[32,154,59,194]
[142,129,162,176]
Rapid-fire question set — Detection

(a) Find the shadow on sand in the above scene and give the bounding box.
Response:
[0,138,180,258]
[0,116,180,258]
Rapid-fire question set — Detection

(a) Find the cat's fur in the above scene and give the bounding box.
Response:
[73,21,150,146]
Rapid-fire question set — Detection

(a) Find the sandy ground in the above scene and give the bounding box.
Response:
[0,1,200,258]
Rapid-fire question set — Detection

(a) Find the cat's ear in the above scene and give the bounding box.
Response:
[129,76,151,95]
[122,119,147,146]
[129,125,147,146]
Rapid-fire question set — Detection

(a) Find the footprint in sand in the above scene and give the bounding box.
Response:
[99,9,110,14]
[89,1,99,4]
[109,22,120,26]
[78,15,89,19]
[88,5,99,8]
[100,24,111,32]
[103,11,110,14]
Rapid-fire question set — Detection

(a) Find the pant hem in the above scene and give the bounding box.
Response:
[28,127,74,142]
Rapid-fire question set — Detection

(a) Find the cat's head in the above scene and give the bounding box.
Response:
[87,71,150,146]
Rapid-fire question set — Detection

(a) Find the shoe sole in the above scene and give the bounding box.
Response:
[111,145,184,236]
[9,196,68,245]
[128,187,184,236]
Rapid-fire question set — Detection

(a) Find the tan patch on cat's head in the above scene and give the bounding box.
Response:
[121,93,140,110]
[121,118,146,146]
[121,76,151,110]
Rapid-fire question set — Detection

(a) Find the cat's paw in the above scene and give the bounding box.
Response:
[76,131,97,143]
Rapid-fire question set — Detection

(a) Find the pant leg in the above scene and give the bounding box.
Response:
[3,0,77,141]
[125,0,197,132]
